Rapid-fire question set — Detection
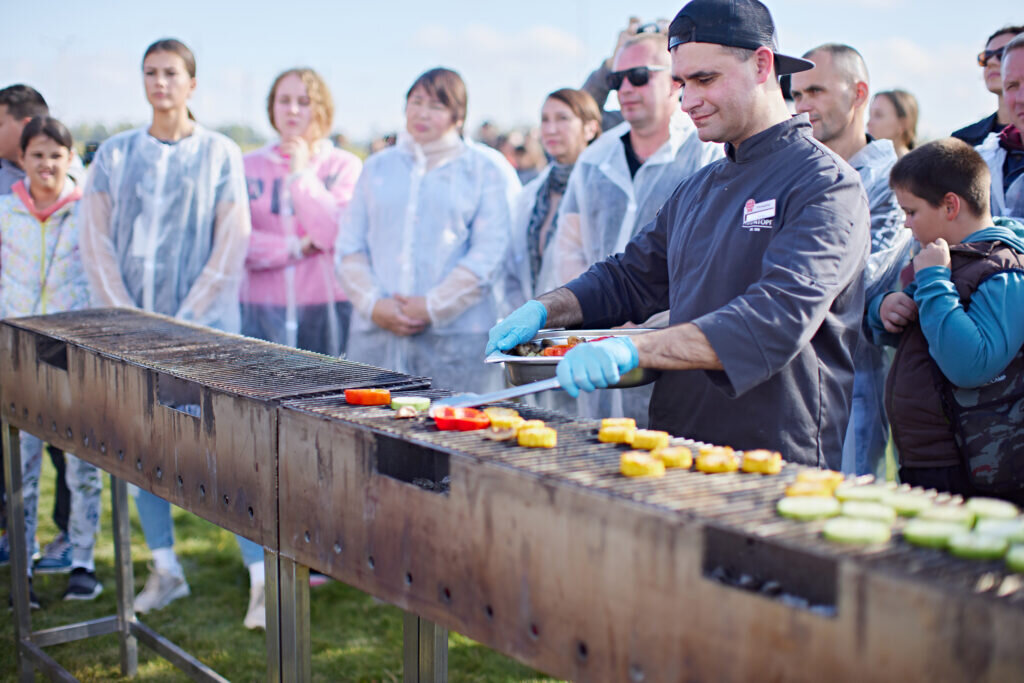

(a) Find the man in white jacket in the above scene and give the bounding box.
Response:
[551,30,722,425]
[978,33,1024,222]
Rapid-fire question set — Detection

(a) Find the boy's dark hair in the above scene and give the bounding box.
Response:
[0,84,49,120]
[19,116,74,154]
[889,138,990,217]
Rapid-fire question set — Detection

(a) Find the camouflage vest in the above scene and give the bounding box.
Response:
[886,240,1024,493]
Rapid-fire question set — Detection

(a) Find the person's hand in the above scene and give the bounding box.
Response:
[485,300,548,355]
[298,235,320,257]
[913,238,951,272]
[395,294,430,325]
[879,292,918,334]
[556,337,639,398]
[280,136,310,174]
[606,16,642,66]
[371,298,428,336]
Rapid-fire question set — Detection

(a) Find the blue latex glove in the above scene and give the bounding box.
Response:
[556,337,639,397]
[485,300,548,355]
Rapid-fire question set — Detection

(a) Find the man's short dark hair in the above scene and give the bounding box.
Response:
[987,25,1024,47]
[0,84,48,120]
[889,138,990,217]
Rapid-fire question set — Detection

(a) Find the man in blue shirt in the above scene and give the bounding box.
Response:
[487,0,870,468]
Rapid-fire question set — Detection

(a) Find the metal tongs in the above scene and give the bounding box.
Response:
[431,377,562,410]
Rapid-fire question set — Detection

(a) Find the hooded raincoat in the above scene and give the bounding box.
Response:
[79,125,250,333]
[843,138,911,475]
[337,133,518,393]
[0,178,102,575]
[550,113,723,424]
[978,132,1024,221]
[241,140,362,355]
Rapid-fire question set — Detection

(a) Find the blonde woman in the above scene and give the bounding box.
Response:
[242,68,361,356]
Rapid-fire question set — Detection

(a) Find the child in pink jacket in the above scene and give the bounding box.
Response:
[242,68,362,357]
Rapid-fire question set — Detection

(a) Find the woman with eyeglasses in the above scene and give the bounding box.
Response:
[867,90,918,158]
[952,25,1024,147]
[336,67,519,394]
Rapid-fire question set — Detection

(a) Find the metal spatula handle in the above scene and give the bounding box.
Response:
[434,377,561,410]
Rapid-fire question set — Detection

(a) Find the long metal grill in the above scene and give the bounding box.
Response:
[286,390,1024,607]
[5,309,1024,682]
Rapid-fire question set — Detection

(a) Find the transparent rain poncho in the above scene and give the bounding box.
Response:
[80,125,250,333]
[337,133,518,394]
[240,140,362,355]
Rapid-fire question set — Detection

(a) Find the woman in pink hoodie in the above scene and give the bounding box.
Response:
[242,68,362,356]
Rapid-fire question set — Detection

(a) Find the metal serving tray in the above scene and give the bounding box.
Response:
[485,328,660,388]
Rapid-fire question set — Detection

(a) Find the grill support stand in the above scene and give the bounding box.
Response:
[3,418,230,682]
[110,472,139,676]
[276,555,311,682]
[403,613,448,682]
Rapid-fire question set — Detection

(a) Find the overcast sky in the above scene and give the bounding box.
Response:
[2,1,1020,142]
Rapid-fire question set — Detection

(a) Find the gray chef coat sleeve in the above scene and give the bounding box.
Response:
[564,214,671,328]
[693,177,869,397]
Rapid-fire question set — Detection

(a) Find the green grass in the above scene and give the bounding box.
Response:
[2,455,560,682]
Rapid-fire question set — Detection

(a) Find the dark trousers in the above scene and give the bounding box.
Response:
[0,441,70,534]
[901,464,1024,507]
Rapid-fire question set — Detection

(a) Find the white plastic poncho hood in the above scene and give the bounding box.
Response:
[978,132,1024,222]
[80,125,250,333]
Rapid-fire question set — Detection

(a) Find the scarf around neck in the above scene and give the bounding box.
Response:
[526,162,573,284]
[399,129,464,171]
[999,124,1024,152]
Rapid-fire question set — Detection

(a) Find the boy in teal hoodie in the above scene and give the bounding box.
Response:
[868,137,1024,502]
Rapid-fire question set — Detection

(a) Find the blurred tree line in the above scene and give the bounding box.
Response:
[70,122,268,158]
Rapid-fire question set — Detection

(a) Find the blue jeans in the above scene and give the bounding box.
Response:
[17,433,102,572]
[132,489,263,567]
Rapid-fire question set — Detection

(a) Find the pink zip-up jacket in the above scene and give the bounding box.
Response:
[241,140,362,306]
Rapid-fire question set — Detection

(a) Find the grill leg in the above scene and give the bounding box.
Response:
[265,548,281,683]
[3,420,34,682]
[110,474,138,676]
[403,612,448,683]
[278,556,310,682]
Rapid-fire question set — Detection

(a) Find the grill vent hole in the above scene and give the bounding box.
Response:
[529,623,540,639]
[577,641,589,661]
[367,556,375,569]
[405,572,413,586]
[248,506,254,520]
[333,542,342,554]
[484,605,494,620]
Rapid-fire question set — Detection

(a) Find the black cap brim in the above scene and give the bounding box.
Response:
[774,53,814,76]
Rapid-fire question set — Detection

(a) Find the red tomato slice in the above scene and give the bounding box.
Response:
[344,388,392,405]
[540,345,572,357]
[432,407,491,431]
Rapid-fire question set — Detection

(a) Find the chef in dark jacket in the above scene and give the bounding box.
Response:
[486,0,870,469]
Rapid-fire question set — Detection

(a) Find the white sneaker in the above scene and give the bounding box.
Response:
[243,582,265,630]
[134,564,190,614]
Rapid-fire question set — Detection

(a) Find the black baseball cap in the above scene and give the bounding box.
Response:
[668,0,814,76]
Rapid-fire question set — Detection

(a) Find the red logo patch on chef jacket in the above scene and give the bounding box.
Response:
[742,198,776,231]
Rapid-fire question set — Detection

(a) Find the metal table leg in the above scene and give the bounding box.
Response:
[265,548,281,683]
[3,420,35,683]
[403,612,448,683]
[278,556,310,682]
[110,474,138,676]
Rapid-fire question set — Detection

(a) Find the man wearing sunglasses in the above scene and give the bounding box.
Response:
[488,0,870,468]
[976,33,1024,223]
[952,25,1024,147]
[550,29,722,426]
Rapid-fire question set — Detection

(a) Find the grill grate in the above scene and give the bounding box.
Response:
[283,390,1024,608]
[8,309,430,401]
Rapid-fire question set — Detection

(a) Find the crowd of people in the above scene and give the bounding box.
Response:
[0,0,1022,642]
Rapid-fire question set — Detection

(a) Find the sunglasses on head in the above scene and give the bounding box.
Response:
[605,65,667,90]
[978,46,1005,67]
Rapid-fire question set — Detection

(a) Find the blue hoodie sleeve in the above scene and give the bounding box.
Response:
[914,265,1024,387]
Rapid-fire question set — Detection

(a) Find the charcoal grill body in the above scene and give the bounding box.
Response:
[5,309,1024,682]
[0,309,426,682]
[278,396,1024,682]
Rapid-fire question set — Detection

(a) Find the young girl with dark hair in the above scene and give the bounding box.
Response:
[0,117,103,604]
